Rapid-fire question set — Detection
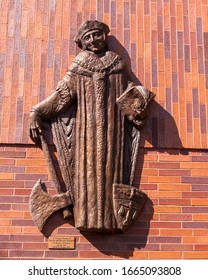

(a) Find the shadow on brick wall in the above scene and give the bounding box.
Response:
[41,197,154,258]
[108,35,184,151]
[80,197,154,258]
[108,35,143,84]
[143,100,185,150]
[135,100,187,190]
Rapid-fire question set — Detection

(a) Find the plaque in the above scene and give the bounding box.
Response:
[48,236,75,250]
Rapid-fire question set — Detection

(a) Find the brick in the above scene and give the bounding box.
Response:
[0,189,13,195]
[76,243,92,250]
[11,204,28,211]
[149,237,181,243]
[159,184,190,191]
[0,174,14,180]
[150,191,181,199]
[0,219,10,226]
[0,196,24,203]
[200,104,207,133]
[148,162,180,169]
[165,88,172,114]
[186,103,193,133]
[160,229,193,236]
[139,184,157,190]
[192,185,208,191]
[22,227,42,234]
[0,204,11,210]
[24,180,53,189]
[149,176,180,183]
[183,222,208,228]
[0,159,15,165]
[193,214,208,221]
[15,174,48,181]
[26,166,49,174]
[194,229,208,237]
[58,227,80,236]
[0,227,22,234]
[191,169,208,176]
[182,177,208,184]
[182,191,208,198]
[204,32,208,60]
[154,206,181,213]
[159,199,191,205]
[12,219,34,226]
[23,242,48,250]
[195,245,208,251]
[10,234,44,242]
[159,169,190,176]
[45,250,78,259]
[190,32,197,60]
[149,252,182,259]
[0,250,8,258]
[160,214,192,221]
[16,159,47,166]
[183,252,208,259]
[180,162,208,169]
[0,151,26,158]
[0,242,22,249]
[157,15,163,43]
[184,45,190,72]
[183,207,208,213]
[192,156,208,162]
[198,46,204,74]
[177,32,184,59]
[161,244,193,251]
[14,189,31,195]
[0,211,23,218]
[150,222,181,228]
[130,251,148,259]
[192,200,208,206]
[78,250,112,259]
[0,166,25,173]
[9,250,44,258]
[0,235,9,242]
[27,147,44,159]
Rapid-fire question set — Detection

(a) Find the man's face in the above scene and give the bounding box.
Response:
[81,29,106,53]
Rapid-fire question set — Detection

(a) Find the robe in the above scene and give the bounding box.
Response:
[33,50,144,233]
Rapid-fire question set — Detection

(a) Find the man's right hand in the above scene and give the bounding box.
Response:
[29,111,43,148]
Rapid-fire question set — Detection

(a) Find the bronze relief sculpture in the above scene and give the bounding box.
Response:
[29,21,155,233]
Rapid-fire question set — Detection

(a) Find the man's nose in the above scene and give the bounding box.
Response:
[90,34,96,42]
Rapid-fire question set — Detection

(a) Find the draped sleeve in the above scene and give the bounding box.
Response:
[31,72,77,118]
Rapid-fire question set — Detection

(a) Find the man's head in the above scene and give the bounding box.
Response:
[74,20,110,53]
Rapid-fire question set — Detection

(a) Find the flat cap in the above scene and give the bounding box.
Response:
[74,20,110,48]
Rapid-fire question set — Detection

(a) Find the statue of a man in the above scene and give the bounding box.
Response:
[29,20,154,233]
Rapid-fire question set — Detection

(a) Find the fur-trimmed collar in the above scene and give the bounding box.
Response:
[69,50,125,77]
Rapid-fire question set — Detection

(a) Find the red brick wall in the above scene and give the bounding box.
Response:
[0,0,208,259]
